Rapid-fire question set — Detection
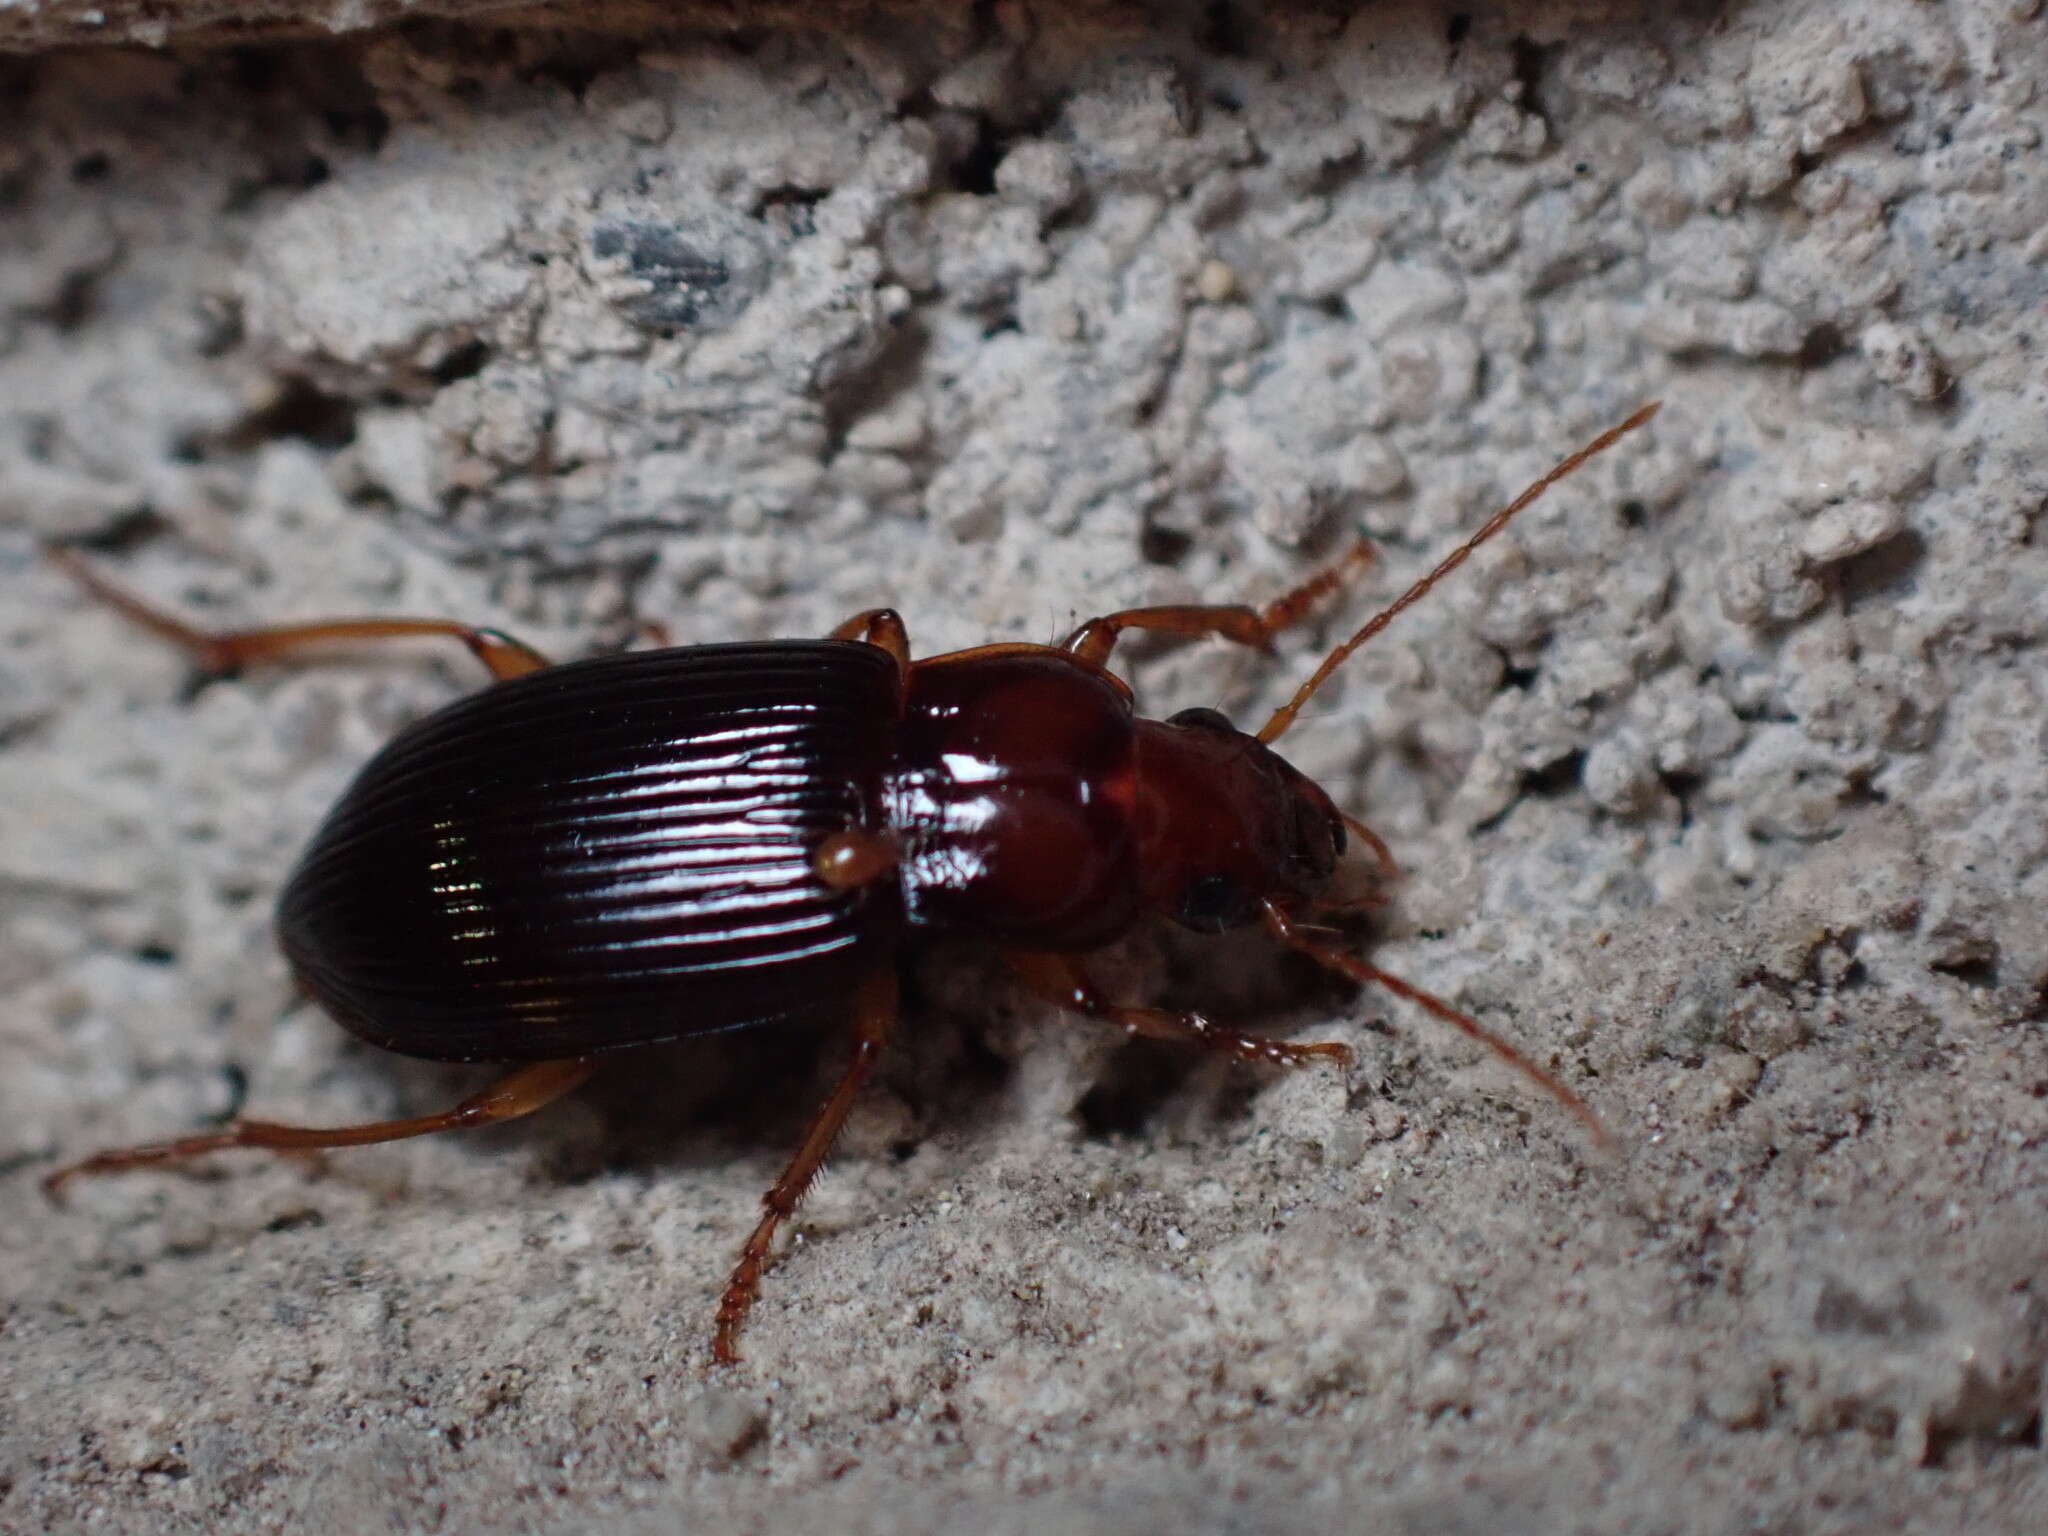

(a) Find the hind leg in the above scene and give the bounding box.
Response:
[47,545,550,680]
[44,1059,598,1200]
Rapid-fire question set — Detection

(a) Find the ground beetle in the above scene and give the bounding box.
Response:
[45,404,1657,1364]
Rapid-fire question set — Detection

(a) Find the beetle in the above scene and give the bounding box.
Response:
[43,404,1657,1364]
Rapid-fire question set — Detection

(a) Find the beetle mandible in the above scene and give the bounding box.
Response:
[44,403,1658,1364]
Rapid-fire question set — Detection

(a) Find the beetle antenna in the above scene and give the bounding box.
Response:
[1261,903,1612,1151]
[1257,402,1661,744]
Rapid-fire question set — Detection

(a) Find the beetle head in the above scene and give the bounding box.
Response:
[1130,706,1353,933]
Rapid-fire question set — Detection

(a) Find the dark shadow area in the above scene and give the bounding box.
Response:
[1837,527,1927,611]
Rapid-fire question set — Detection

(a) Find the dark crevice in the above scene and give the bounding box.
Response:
[1202,0,1260,59]
[1923,1404,2041,1468]
[1930,954,2000,990]
[47,269,100,332]
[927,95,1065,202]
[756,183,827,235]
[1660,768,1703,829]
[1522,749,1586,799]
[325,103,391,154]
[1797,321,1848,369]
[954,119,1005,197]
[429,338,492,387]
[226,47,287,92]
[63,508,167,555]
[1140,524,1195,567]
[1509,37,1558,132]
[521,39,644,100]
[218,1063,250,1122]
[2022,984,2048,1027]
[213,375,359,453]
[1837,527,1926,610]
[819,315,930,458]
[1305,145,1365,200]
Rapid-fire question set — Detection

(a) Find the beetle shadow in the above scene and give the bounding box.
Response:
[561,1019,856,1178]
[550,977,1017,1184]
[354,926,1364,1194]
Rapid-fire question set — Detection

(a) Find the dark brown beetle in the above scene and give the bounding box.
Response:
[45,404,1657,1364]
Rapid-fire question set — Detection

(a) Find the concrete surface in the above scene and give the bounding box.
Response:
[2,2,2044,1531]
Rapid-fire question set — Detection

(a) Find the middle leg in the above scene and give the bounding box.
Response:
[714,968,900,1365]
[828,607,911,679]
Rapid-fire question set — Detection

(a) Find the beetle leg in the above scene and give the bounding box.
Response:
[812,828,898,890]
[828,607,911,679]
[1260,901,1612,1150]
[42,1058,598,1200]
[715,968,899,1366]
[1060,540,1375,668]
[1004,951,1353,1071]
[45,545,551,681]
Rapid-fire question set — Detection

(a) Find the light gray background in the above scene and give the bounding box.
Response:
[3,2,2044,1531]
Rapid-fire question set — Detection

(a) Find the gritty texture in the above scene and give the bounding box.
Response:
[0,0,903,55]
[3,2,2046,1532]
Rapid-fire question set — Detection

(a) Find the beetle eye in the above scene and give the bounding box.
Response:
[1294,793,1343,865]
[1168,706,1235,734]
[1176,873,1255,933]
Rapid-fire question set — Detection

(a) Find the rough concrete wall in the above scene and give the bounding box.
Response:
[3,2,2045,1531]
[0,0,795,54]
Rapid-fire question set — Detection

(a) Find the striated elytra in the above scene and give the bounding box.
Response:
[280,641,901,1063]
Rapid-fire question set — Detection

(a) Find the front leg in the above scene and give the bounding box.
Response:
[1005,951,1352,1070]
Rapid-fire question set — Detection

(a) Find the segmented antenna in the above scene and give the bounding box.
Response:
[1257,402,1662,744]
